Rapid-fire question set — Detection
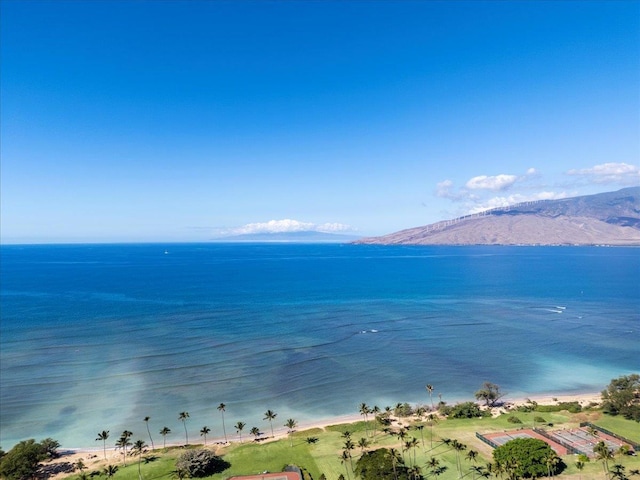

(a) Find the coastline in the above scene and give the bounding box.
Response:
[58,391,601,455]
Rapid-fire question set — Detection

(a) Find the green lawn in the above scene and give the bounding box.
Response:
[67,411,640,480]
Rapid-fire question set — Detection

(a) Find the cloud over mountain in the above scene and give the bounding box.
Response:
[223,219,354,236]
[566,162,640,185]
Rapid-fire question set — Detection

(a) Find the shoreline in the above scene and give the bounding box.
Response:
[58,391,601,455]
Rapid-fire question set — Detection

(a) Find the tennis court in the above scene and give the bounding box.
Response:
[546,427,635,458]
[480,429,569,456]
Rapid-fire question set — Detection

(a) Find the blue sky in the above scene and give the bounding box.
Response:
[1,0,638,243]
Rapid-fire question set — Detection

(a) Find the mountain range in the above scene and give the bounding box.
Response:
[356,187,640,246]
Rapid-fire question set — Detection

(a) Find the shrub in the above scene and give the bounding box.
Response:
[507,415,523,424]
[448,402,488,419]
[394,403,413,417]
[533,416,546,424]
[175,449,230,478]
[535,402,581,413]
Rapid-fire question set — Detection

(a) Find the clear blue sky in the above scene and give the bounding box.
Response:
[1,0,638,243]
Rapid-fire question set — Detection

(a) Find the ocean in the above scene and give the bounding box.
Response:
[1,243,638,449]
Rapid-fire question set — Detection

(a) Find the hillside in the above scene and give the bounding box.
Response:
[357,187,640,246]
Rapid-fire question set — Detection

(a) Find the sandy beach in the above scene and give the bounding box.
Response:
[43,390,602,478]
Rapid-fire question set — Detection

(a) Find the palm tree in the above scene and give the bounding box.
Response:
[178,412,190,445]
[595,441,614,480]
[217,403,228,443]
[371,405,381,440]
[389,448,402,480]
[235,421,246,443]
[576,460,586,480]
[250,426,262,441]
[143,417,154,450]
[284,418,298,447]
[359,403,370,437]
[405,437,419,466]
[358,437,370,455]
[408,465,422,480]
[452,439,467,478]
[74,459,86,473]
[131,440,147,480]
[427,413,439,448]
[199,426,210,446]
[159,427,171,450]
[545,452,560,479]
[340,450,352,480]
[96,431,110,461]
[343,438,355,471]
[414,424,425,450]
[263,409,277,438]
[426,384,435,410]
[103,465,118,479]
[467,449,479,466]
[115,434,132,466]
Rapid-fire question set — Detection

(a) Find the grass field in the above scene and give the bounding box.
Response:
[59,410,639,480]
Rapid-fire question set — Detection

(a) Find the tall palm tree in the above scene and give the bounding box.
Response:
[159,427,171,450]
[340,450,352,480]
[595,441,614,480]
[178,412,190,445]
[235,421,246,443]
[371,405,381,440]
[96,431,110,461]
[359,403,370,437]
[143,417,154,451]
[358,437,370,455]
[250,426,262,441]
[576,461,585,480]
[263,409,277,438]
[545,452,560,479]
[115,434,132,466]
[427,413,439,448]
[131,440,147,480]
[405,437,419,467]
[343,438,355,471]
[408,465,422,480]
[217,403,228,443]
[389,448,402,480]
[452,439,467,478]
[199,426,210,446]
[426,384,435,410]
[103,465,118,479]
[284,418,297,447]
[414,424,425,450]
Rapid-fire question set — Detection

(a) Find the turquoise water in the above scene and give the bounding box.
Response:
[1,244,638,449]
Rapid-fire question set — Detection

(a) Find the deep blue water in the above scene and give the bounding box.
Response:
[1,243,638,449]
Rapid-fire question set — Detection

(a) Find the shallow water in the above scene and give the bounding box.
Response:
[1,243,638,448]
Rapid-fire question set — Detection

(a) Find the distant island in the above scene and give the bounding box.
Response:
[356,187,640,246]
[212,231,363,243]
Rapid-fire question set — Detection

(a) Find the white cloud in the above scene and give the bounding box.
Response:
[435,179,458,199]
[566,162,640,185]
[227,219,353,235]
[465,174,518,191]
[466,191,570,214]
